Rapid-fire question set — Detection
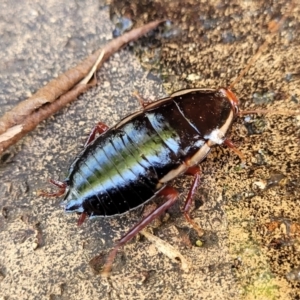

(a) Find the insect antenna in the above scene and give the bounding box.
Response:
[228,1,296,91]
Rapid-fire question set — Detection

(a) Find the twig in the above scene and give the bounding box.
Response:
[0,20,164,155]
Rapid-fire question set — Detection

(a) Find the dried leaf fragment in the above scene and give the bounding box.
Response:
[140,229,190,272]
[0,125,23,143]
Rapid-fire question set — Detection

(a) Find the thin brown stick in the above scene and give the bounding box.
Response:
[0,20,164,154]
[0,83,92,153]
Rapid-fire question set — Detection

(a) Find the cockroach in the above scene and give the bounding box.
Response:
[45,87,240,275]
[42,4,295,276]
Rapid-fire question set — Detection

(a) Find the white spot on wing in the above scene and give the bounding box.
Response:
[204,128,225,145]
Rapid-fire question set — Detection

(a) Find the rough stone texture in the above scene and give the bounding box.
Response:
[0,0,299,299]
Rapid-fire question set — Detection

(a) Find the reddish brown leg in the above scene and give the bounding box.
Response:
[132,91,152,109]
[238,109,271,116]
[84,122,109,147]
[38,179,67,197]
[42,180,88,225]
[77,212,88,227]
[238,109,298,116]
[183,166,204,237]
[223,138,245,162]
[101,186,179,277]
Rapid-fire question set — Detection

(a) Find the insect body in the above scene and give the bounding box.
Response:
[64,88,238,217]
[47,87,240,275]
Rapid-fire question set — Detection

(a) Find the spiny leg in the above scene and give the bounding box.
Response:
[223,138,245,162]
[40,122,108,198]
[101,186,179,277]
[77,212,88,226]
[238,108,300,116]
[84,121,109,147]
[132,90,152,109]
[238,109,272,116]
[38,179,67,197]
[182,166,204,237]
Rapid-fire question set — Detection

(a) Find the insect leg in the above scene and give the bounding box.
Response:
[132,90,152,108]
[38,178,67,197]
[101,186,179,277]
[182,166,204,237]
[223,138,245,162]
[84,121,109,147]
[77,212,88,226]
